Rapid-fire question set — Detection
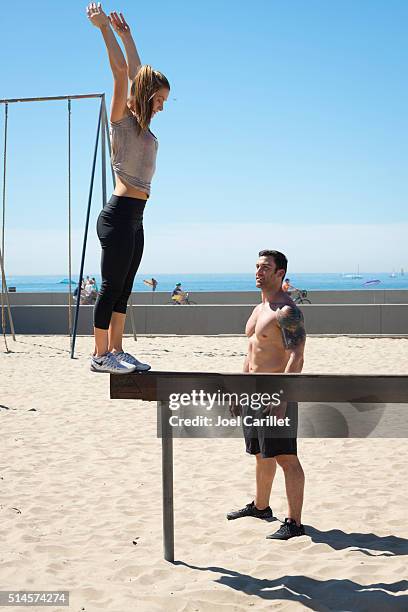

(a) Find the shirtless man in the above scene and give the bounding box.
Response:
[227,250,306,540]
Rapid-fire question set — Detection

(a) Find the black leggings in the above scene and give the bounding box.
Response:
[94,195,146,330]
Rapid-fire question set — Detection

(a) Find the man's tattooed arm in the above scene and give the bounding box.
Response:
[276,305,306,373]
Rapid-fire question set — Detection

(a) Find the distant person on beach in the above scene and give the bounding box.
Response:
[84,278,98,304]
[282,278,295,293]
[73,277,98,304]
[84,281,94,303]
[227,250,306,540]
[87,3,170,374]
[171,282,186,304]
[144,277,158,291]
[171,282,183,297]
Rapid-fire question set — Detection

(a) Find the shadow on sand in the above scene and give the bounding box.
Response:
[175,562,408,611]
[306,526,408,557]
[173,528,408,609]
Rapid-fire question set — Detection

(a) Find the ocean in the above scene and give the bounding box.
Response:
[4,272,408,293]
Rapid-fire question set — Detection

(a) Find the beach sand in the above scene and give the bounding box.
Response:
[1,335,407,611]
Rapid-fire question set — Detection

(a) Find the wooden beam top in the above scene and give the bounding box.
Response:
[110,372,408,403]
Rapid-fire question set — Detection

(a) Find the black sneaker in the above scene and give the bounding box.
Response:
[227,501,273,521]
[266,518,305,540]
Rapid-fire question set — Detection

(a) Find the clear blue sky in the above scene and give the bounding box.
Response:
[2,0,408,274]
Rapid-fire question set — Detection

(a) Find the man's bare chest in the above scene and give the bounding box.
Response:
[247,306,282,342]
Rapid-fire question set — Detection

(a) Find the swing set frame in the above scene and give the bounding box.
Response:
[0,93,138,358]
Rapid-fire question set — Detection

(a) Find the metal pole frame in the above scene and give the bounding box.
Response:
[70,98,103,359]
[67,99,73,343]
[0,92,138,354]
[0,246,13,350]
[159,400,174,562]
[1,103,7,274]
[1,101,16,347]
[0,94,104,104]
[0,93,106,352]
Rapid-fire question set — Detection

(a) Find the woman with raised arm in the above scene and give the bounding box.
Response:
[86,3,170,373]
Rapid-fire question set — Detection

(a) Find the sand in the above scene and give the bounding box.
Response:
[1,335,407,611]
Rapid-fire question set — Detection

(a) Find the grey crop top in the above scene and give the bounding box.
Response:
[110,114,158,196]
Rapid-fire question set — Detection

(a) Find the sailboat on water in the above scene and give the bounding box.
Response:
[390,267,405,278]
[342,265,363,280]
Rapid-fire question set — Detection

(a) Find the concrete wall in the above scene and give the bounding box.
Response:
[300,290,408,304]
[6,289,408,306]
[4,304,408,335]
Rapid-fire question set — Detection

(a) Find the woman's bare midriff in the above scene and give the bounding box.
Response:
[113,175,149,200]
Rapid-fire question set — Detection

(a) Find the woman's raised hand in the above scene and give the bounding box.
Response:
[86,2,110,29]
[109,11,131,38]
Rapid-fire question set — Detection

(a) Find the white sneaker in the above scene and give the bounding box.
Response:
[90,352,136,374]
[113,351,151,372]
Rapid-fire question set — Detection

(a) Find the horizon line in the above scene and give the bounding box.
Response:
[6,270,406,277]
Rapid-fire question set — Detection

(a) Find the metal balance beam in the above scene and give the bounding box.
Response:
[110,372,408,562]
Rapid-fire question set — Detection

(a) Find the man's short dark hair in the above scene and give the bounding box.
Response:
[258,250,288,274]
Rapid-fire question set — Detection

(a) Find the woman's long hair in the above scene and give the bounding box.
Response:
[129,65,170,131]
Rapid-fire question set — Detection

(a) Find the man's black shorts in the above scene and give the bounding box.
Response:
[243,402,298,459]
